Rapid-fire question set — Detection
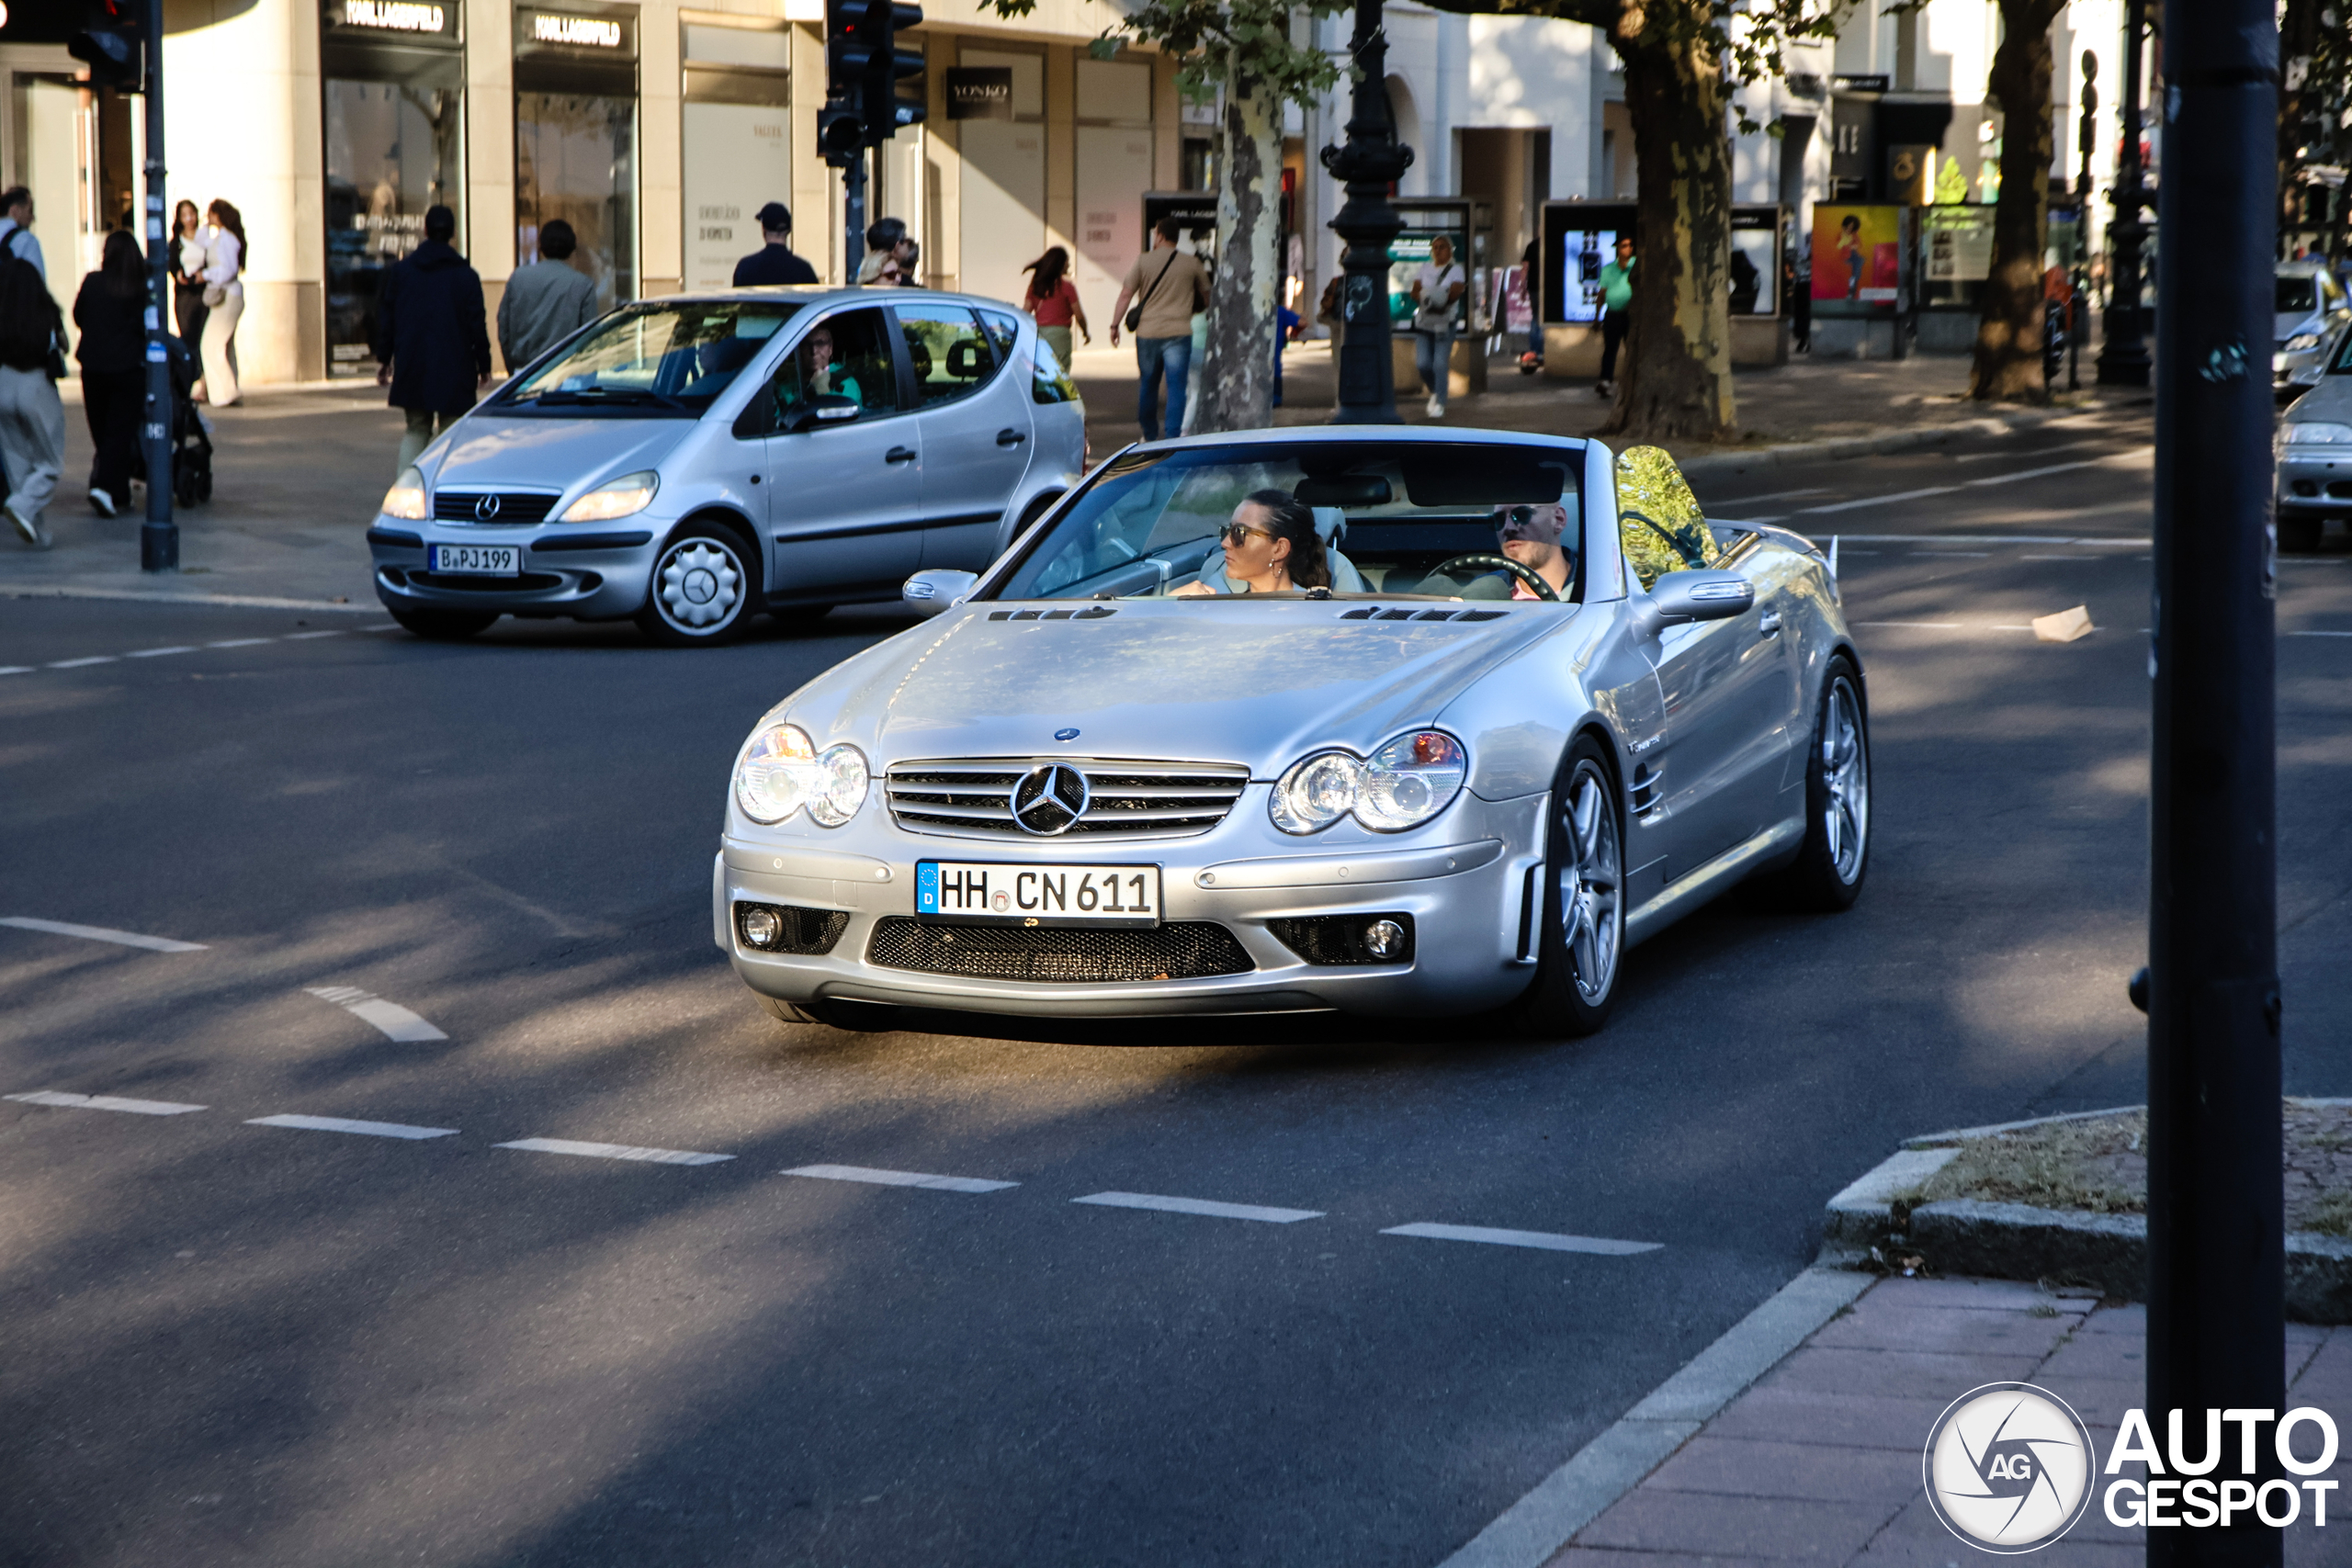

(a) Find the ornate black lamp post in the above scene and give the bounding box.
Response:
[1319,0,1413,423]
[2097,0,2151,386]
[2070,51,2097,391]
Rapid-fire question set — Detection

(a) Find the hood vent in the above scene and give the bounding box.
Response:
[1339,604,1510,623]
[987,604,1119,622]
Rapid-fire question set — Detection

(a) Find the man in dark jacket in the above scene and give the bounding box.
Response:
[732,202,819,287]
[374,205,492,473]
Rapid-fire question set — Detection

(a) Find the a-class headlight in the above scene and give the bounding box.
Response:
[1271,730,1467,835]
[2288,422,2352,445]
[381,466,428,520]
[2287,332,2324,353]
[734,724,870,827]
[560,469,659,522]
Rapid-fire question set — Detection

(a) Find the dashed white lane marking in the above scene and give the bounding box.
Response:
[1,916,208,952]
[1830,533,2150,547]
[282,630,344,640]
[1382,1222,1663,1256]
[207,638,271,649]
[2296,629,2352,637]
[0,665,29,675]
[305,985,448,1042]
[500,1137,732,1166]
[1853,620,1964,630]
[125,645,198,658]
[248,1113,457,1140]
[1796,485,1961,515]
[1962,457,2110,487]
[1071,1190,1324,1224]
[47,655,118,668]
[1908,550,1990,558]
[784,1163,1017,1193]
[7,1090,207,1115]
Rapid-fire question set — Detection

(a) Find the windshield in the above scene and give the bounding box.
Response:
[499,300,800,415]
[990,441,1586,602]
[2280,276,2320,314]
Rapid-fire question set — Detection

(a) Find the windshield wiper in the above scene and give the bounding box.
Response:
[521,387,689,411]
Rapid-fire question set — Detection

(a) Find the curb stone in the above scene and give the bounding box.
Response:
[1821,1103,2352,1323]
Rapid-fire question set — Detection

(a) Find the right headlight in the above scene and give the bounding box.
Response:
[381,467,428,520]
[733,722,868,827]
[1271,730,1467,835]
[2287,422,2352,446]
[2286,332,2324,353]
[560,469,659,522]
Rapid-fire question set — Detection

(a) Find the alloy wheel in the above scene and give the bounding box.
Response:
[654,538,745,633]
[1822,675,1870,885]
[1557,761,1623,1002]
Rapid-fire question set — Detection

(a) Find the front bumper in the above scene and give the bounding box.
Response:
[714,787,1552,1019]
[367,519,664,619]
[2277,450,2352,514]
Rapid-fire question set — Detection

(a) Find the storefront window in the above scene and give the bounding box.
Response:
[515,4,639,312]
[680,21,790,291]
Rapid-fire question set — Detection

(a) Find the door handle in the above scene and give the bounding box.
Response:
[1758,610,1783,637]
[996,427,1028,446]
[885,446,918,465]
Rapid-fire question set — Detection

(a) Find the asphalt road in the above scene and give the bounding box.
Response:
[3,404,2346,1568]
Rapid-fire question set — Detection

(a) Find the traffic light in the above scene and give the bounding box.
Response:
[817,97,864,170]
[67,0,144,91]
[860,2,925,147]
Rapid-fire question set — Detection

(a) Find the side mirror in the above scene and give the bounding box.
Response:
[1632,570,1753,638]
[786,396,861,434]
[903,569,978,616]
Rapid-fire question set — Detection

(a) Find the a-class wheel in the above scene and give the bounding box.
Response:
[2279,513,2324,554]
[1511,734,1625,1038]
[390,607,498,640]
[638,524,754,646]
[1755,655,1871,912]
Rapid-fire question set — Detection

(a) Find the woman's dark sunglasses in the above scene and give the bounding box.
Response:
[1221,521,1276,546]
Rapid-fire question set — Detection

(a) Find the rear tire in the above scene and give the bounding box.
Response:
[2279,513,2324,554]
[390,607,498,640]
[1510,735,1625,1038]
[1751,655,1871,912]
[637,523,756,646]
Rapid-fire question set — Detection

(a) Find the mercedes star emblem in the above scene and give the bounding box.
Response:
[474,493,503,522]
[1011,762,1090,835]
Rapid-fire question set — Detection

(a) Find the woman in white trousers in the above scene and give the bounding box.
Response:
[197,198,245,405]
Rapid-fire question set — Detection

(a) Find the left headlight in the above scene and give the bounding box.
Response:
[734,723,868,827]
[381,466,428,520]
[2287,421,2352,446]
[2287,332,2324,353]
[1271,730,1467,835]
[560,469,659,522]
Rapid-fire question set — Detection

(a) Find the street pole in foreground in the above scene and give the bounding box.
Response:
[2098,0,2152,386]
[138,0,175,571]
[1319,0,1410,423]
[2145,0,2281,1556]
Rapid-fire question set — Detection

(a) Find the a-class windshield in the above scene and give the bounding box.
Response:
[2280,276,2321,314]
[989,441,1586,602]
[498,300,801,415]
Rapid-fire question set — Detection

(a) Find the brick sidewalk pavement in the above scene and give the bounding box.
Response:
[1548,1275,2351,1566]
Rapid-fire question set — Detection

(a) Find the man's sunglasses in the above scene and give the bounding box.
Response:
[1497,505,1558,539]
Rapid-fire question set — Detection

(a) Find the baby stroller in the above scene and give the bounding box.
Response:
[164,333,212,507]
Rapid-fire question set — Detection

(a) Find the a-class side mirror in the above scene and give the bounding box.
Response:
[786,395,862,434]
[1631,569,1754,638]
[903,569,979,617]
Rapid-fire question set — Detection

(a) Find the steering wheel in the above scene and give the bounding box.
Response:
[1428,553,1559,603]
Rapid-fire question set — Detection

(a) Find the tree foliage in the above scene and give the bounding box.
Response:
[1428,0,1838,441]
[983,0,1351,432]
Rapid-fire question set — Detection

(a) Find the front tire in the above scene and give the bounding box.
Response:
[390,607,498,640]
[638,524,755,646]
[1756,656,1871,911]
[1511,735,1625,1038]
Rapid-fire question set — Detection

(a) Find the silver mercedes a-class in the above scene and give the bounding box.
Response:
[712,428,1871,1035]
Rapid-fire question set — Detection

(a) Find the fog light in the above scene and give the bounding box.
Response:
[740,906,783,949]
[1364,919,1407,960]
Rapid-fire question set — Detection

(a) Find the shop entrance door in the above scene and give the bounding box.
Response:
[515,94,637,311]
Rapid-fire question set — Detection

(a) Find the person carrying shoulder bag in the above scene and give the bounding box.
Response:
[1109,217,1208,441]
[0,237,66,547]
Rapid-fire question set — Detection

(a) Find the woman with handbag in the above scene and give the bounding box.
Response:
[196,198,246,406]
[1409,233,1466,420]
[168,200,209,351]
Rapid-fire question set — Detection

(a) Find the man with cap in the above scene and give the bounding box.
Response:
[734,202,819,287]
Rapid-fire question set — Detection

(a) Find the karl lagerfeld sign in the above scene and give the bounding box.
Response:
[945,67,1012,120]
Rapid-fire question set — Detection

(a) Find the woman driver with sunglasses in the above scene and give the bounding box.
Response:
[1174,489,1331,595]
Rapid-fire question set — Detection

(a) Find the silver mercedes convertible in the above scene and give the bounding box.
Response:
[711,428,1870,1035]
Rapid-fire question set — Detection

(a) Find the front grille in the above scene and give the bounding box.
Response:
[404,570,567,592]
[885,759,1249,839]
[435,491,561,525]
[866,918,1255,983]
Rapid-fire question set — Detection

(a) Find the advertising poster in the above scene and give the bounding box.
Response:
[1728,210,1779,315]
[1921,206,1995,284]
[1812,205,1901,304]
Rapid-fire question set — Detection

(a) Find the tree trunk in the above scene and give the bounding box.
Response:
[2281,0,2320,244]
[1605,29,1736,443]
[1193,63,1283,434]
[1970,2,2059,401]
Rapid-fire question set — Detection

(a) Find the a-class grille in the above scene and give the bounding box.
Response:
[884,759,1249,839]
[865,918,1254,983]
[435,491,561,525]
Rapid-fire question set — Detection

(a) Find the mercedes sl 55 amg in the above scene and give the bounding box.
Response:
[711,427,1870,1035]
